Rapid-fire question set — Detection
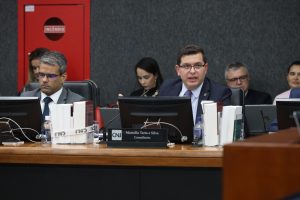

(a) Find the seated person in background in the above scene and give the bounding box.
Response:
[273,61,300,104]
[159,44,231,123]
[130,57,164,97]
[27,47,49,83]
[21,51,85,121]
[225,62,272,105]
[269,87,300,132]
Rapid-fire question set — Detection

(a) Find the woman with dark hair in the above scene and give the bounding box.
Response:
[130,57,163,97]
[27,47,49,83]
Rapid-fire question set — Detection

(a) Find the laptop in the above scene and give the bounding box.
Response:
[244,105,276,134]
[100,107,121,129]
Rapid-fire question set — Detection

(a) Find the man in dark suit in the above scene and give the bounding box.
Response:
[225,62,272,105]
[21,51,85,120]
[159,44,231,122]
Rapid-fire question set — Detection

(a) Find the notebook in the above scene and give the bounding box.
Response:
[100,107,121,129]
[244,105,276,134]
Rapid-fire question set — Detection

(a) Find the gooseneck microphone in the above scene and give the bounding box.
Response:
[100,112,120,141]
[140,89,149,96]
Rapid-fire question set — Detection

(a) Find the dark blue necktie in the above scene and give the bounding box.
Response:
[184,90,192,97]
[43,97,53,121]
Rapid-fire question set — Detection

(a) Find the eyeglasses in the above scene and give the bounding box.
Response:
[227,75,248,82]
[179,63,205,71]
[38,72,60,79]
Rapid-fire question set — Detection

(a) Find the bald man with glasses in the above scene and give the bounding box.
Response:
[225,62,272,105]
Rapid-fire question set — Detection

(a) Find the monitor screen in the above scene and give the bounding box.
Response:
[118,96,194,143]
[245,105,276,134]
[0,97,42,142]
[276,99,300,130]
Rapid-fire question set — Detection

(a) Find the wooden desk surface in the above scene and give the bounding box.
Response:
[0,142,223,167]
[223,128,300,200]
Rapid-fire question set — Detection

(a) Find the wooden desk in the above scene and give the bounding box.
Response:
[223,128,300,200]
[0,143,222,200]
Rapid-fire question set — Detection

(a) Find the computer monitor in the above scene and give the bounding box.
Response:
[0,97,42,142]
[245,105,276,134]
[276,99,300,130]
[100,107,121,129]
[118,96,194,143]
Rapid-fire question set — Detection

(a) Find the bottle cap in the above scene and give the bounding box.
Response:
[45,116,51,121]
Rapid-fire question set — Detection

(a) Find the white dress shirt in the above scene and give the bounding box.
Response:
[40,88,63,117]
[179,84,203,124]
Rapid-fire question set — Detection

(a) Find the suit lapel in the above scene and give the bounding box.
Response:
[57,88,68,104]
[170,79,183,96]
[197,78,211,115]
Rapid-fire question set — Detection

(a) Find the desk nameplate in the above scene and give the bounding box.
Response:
[106,128,168,148]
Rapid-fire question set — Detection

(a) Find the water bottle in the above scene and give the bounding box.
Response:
[93,120,100,139]
[193,116,203,146]
[41,116,52,143]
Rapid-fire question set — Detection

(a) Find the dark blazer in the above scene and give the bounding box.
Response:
[159,77,232,116]
[245,89,272,105]
[20,87,86,103]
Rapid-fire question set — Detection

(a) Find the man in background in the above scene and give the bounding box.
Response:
[225,62,272,105]
[159,44,231,122]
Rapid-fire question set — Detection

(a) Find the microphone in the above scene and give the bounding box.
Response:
[100,111,121,141]
[260,110,267,132]
[140,89,149,96]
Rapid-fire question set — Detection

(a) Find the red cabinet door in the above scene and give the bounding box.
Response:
[18,0,90,91]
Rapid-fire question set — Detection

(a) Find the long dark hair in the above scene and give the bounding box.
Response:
[134,57,164,88]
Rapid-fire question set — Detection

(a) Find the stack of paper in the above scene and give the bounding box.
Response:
[50,101,94,144]
[219,106,243,145]
[201,101,218,146]
[52,104,73,132]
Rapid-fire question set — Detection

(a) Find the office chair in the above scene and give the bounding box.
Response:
[23,80,100,119]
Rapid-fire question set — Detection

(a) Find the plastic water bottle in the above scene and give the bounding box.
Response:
[41,116,52,143]
[93,120,101,139]
[193,116,203,146]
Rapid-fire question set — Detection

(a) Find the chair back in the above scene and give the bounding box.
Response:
[23,80,100,117]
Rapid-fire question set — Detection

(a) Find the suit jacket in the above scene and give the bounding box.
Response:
[245,89,272,105]
[159,77,232,116]
[20,87,86,103]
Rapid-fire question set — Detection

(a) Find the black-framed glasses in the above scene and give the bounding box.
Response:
[38,72,60,79]
[227,75,248,82]
[179,63,205,71]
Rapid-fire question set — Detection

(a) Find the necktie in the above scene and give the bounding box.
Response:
[184,90,197,123]
[43,97,53,120]
[184,90,192,97]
